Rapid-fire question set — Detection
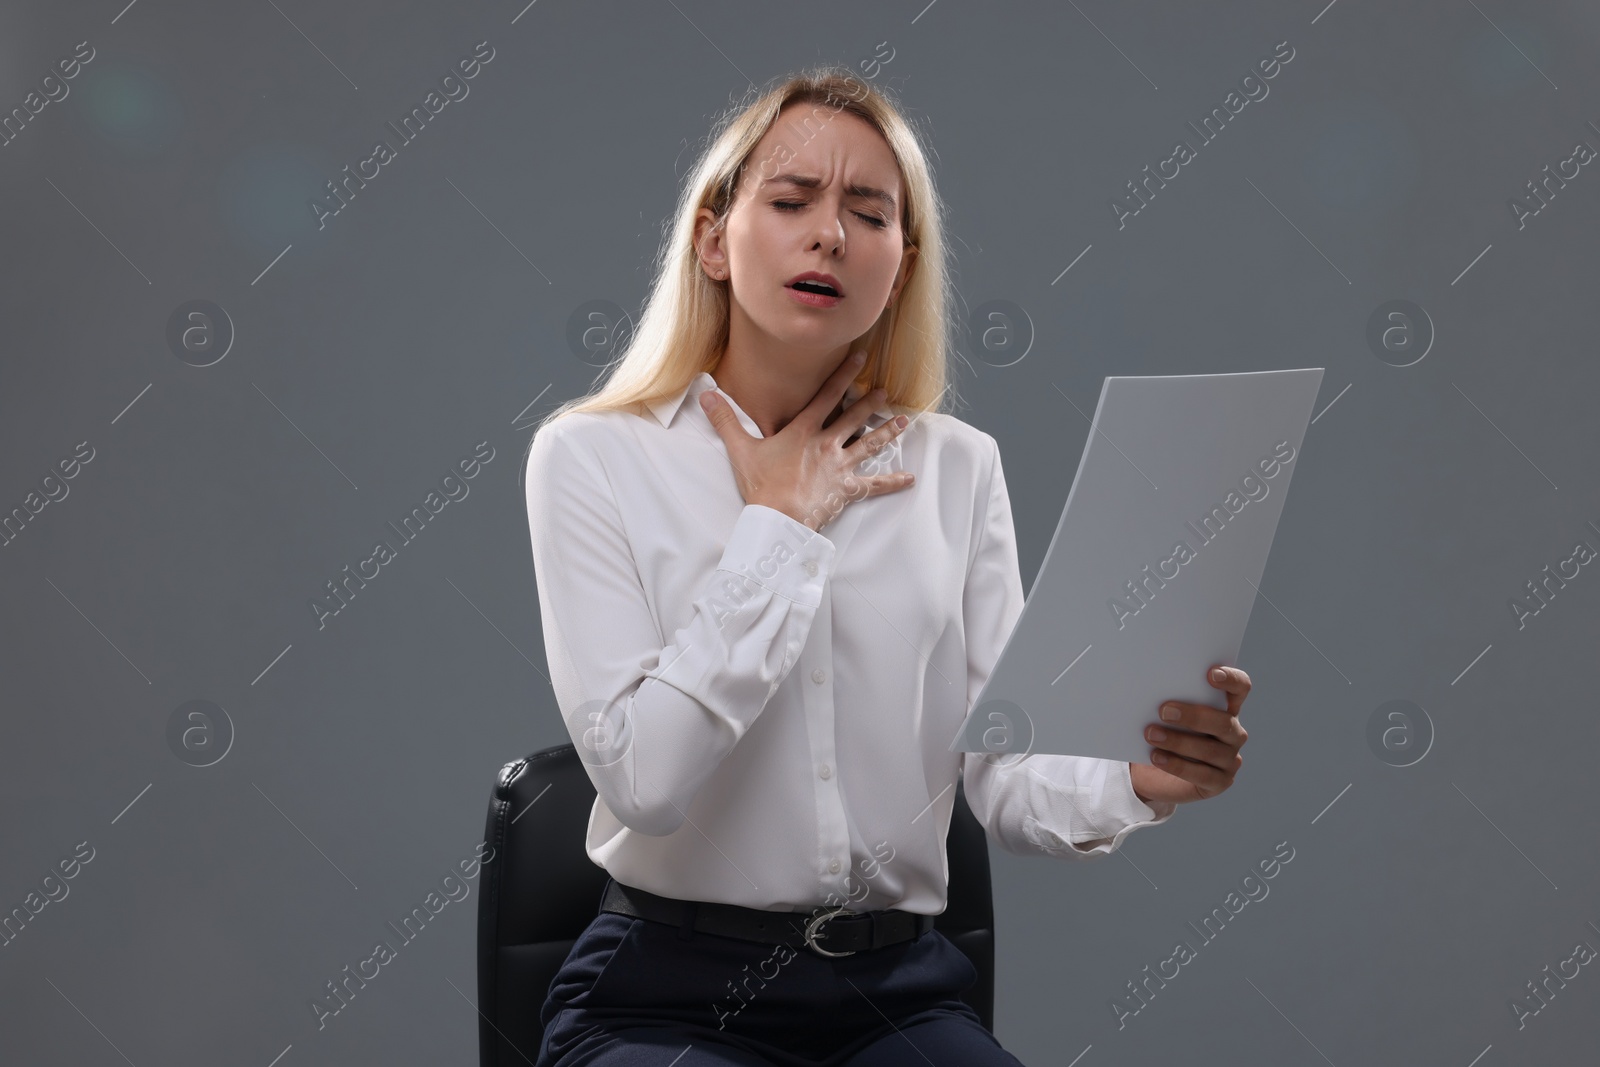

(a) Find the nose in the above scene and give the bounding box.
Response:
[809,203,846,253]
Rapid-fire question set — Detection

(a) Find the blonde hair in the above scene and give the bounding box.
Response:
[532,65,957,438]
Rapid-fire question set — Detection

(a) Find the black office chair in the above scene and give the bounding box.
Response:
[476,742,997,1066]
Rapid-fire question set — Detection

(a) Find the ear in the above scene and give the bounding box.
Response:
[887,244,919,307]
[693,207,730,280]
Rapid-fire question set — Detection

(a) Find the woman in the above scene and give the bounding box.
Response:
[522,66,1251,1066]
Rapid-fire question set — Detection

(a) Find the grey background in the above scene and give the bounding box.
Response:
[2,1,1597,1064]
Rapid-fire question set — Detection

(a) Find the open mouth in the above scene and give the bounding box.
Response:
[786,282,843,308]
[788,280,841,297]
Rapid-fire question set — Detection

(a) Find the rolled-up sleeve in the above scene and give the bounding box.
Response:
[958,433,1177,859]
[525,420,836,836]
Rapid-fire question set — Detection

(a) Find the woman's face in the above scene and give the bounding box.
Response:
[695,101,918,355]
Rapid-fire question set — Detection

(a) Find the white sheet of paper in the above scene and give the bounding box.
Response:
[950,367,1324,766]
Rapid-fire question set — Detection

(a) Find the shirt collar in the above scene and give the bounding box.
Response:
[645,370,896,431]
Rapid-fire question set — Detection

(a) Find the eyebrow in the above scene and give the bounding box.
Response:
[766,172,898,213]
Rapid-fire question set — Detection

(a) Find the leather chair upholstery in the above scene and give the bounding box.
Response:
[476,743,996,1065]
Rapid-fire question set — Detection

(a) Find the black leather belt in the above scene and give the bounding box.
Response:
[599,878,935,958]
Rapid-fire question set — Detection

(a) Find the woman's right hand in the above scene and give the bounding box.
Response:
[699,349,915,533]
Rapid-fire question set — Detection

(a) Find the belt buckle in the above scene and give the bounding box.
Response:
[803,904,859,958]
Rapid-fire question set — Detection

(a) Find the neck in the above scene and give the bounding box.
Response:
[710,314,852,438]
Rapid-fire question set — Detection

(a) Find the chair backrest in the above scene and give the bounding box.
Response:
[476,743,995,1065]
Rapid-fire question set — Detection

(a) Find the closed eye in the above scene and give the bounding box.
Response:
[772,200,888,229]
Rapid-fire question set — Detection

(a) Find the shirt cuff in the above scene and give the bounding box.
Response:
[1019,759,1177,859]
[718,504,835,607]
[1068,761,1177,855]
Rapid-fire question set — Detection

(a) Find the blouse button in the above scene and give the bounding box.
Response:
[803,559,818,577]
[811,668,827,685]
[828,859,841,874]
[819,763,831,779]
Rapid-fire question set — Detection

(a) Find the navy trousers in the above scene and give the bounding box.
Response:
[533,882,1025,1066]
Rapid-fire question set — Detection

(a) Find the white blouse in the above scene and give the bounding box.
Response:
[522,370,1176,916]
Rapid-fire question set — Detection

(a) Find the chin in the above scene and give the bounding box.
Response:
[762,309,872,347]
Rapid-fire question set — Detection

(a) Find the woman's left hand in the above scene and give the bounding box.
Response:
[1129,665,1251,806]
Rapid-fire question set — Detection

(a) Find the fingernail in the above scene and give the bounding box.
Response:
[852,351,866,365]
[894,415,908,428]
[700,392,716,407]
[1211,668,1225,682]
[1160,704,1180,722]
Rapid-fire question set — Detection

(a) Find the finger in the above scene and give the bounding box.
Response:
[802,349,868,429]
[1206,664,1252,716]
[834,387,890,445]
[698,390,753,454]
[1146,749,1235,798]
[847,408,910,453]
[861,470,916,498]
[1145,721,1242,774]
[1158,701,1248,747]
